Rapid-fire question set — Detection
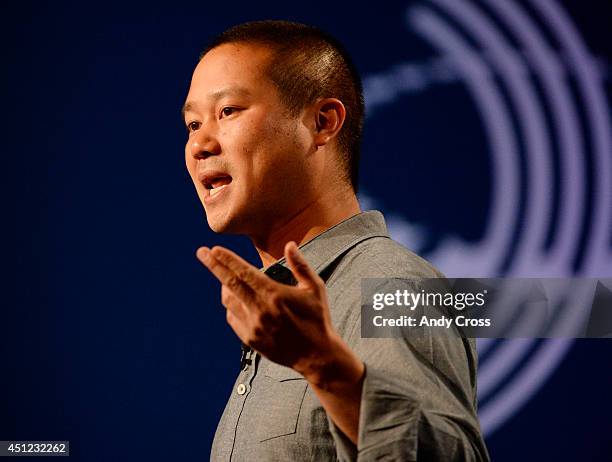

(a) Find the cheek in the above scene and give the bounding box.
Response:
[254,131,304,190]
[225,113,303,189]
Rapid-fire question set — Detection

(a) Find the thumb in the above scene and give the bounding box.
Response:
[285,241,321,290]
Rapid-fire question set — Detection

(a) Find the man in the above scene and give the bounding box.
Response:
[183,20,490,461]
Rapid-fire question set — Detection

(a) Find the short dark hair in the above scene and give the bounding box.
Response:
[200,20,364,193]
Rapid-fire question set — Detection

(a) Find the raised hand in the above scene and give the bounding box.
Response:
[196,241,338,376]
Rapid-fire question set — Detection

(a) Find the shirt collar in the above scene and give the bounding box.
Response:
[263,210,390,283]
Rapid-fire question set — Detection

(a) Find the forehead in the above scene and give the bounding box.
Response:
[187,42,275,101]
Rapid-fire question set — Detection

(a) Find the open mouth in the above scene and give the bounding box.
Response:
[203,174,233,197]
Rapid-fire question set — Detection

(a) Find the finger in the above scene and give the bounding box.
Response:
[284,241,322,291]
[210,246,272,292]
[196,246,258,305]
[226,309,250,344]
[221,285,248,321]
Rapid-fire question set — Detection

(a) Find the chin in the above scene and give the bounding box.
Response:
[206,216,231,234]
[205,210,243,234]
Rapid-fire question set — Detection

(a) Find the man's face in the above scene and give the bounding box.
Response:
[183,43,316,237]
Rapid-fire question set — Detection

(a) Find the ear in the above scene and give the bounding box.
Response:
[313,98,346,148]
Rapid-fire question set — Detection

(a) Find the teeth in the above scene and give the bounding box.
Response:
[210,184,228,197]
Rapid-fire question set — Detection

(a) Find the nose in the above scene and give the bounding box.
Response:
[189,125,221,160]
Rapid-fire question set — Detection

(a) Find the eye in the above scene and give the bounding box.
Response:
[187,121,200,133]
[221,107,238,118]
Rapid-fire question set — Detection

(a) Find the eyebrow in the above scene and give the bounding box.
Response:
[181,87,251,120]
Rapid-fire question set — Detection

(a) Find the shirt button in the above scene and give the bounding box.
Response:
[236,383,247,395]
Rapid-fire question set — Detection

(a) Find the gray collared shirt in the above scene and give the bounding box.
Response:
[210,210,490,461]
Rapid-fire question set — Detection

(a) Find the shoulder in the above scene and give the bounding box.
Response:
[332,236,445,281]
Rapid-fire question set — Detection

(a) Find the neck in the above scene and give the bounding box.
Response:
[251,186,361,268]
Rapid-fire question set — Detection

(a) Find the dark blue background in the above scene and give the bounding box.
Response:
[3,1,611,460]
